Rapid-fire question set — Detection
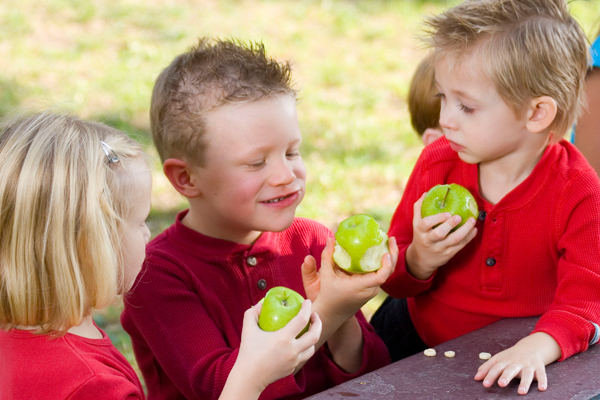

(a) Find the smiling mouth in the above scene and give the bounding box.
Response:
[263,191,299,203]
[264,195,291,203]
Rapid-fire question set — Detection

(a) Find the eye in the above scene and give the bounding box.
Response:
[286,151,300,159]
[248,160,266,169]
[435,93,445,100]
[459,104,474,114]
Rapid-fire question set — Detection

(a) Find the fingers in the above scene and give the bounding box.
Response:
[387,236,399,271]
[419,212,454,234]
[412,193,427,225]
[536,367,548,392]
[242,305,261,334]
[321,238,336,269]
[517,368,534,395]
[283,299,313,337]
[297,312,322,349]
[301,255,317,278]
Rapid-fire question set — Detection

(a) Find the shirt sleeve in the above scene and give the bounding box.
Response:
[383,147,437,298]
[67,374,143,400]
[532,171,600,360]
[320,311,390,385]
[124,258,305,400]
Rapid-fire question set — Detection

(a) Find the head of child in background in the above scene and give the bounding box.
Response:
[426,0,588,163]
[150,38,305,245]
[408,52,443,146]
[0,112,151,334]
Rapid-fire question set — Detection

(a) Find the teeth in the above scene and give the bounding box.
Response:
[265,196,286,203]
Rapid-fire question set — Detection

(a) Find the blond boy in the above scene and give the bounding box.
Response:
[377,0,600,395]
[121,38,394,400]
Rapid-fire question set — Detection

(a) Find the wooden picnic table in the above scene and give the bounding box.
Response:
[307,317,600,399]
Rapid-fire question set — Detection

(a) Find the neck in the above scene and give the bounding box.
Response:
[478,142,548,205]
[183,207,262,245]
[67,315,103,339]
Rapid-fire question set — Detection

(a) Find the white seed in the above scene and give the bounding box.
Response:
[479,352,492,360]
[444,351,455,358]
[424,348,437,357]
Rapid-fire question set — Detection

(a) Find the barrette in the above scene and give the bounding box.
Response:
[100,141,120,163]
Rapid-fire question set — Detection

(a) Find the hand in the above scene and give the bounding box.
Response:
[302,237,398,320]
[474,332,561,395]
[226,300,322,397]
[406,193,477,280]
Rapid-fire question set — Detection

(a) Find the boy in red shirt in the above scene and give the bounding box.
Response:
[121,38,394,400]
[372,0,600,396]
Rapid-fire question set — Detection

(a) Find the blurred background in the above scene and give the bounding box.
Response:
[2,0,599,383]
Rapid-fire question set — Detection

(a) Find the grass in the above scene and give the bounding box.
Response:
[2,0,600,388]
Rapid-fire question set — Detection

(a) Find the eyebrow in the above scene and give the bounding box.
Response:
[434,80,479,103]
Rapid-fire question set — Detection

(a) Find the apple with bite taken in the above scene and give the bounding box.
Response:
[332,214,389,274]
[421,183,478,233]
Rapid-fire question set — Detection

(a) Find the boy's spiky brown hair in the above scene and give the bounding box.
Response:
[150,38,296,165]
[424,0,589,138]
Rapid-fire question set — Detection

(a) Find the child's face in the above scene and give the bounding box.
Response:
[435,54,530,165]
[190,94,306,244]
[121,157,152,293]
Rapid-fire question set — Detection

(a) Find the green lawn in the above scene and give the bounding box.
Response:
[2,0,599,386]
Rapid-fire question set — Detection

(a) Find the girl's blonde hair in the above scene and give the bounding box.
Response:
[0,112,145,333]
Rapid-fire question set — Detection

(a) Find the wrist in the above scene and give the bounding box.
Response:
[406,244,434,280]
[222,363,265,400]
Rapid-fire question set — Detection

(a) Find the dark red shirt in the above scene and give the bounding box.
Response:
[121,215,389,400]
[384,137,600,360]
[0,326,145,400]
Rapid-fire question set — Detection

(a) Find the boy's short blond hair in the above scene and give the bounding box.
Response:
[150,37,297,166]
[408,52,441,136]
[425,0,589,138]
[0,112,144,333]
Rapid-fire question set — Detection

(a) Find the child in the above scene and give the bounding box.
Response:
[574,31,600,175]
[374,0,600,395]
[120,38,394,400]
[0,112,322,400]
[407,52,444,146]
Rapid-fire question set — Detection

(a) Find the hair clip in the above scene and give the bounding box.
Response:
[100,141,120,163]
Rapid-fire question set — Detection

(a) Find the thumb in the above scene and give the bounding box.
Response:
[301,255,318,283]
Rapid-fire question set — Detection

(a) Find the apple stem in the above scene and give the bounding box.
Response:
[441,187,450,208]
[282,300,288,307]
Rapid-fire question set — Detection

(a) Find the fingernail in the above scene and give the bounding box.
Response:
[540,384,547,391]
[484,380,491,386]
[499,379,506,386]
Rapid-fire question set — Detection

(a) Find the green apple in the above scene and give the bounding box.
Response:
[421,183,478,232]
[258,286,308,336]
[332,214,389,274]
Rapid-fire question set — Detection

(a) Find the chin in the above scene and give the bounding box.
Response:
[262,215,296,233]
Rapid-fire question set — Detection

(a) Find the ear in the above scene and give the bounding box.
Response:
[163,158,202,198]
[422,128,445,146]
[526,96,557,134]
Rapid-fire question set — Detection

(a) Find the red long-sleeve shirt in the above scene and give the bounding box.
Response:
[121,214,389,400]
[0,326,145,400]
[383,137,600,361]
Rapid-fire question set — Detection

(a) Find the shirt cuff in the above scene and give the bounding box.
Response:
[590,322,599,345]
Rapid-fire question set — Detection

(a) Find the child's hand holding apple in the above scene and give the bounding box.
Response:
[406,184,479,280]
[223,300,322,398]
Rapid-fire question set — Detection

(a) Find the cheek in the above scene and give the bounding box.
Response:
[294,159,307,181]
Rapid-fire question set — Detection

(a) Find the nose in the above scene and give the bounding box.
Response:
[269,159,296,186]
[439,102,457,132]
